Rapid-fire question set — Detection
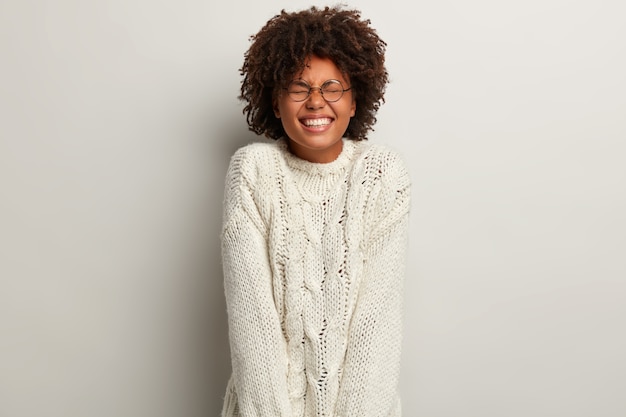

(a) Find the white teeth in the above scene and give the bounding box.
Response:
[303,118,332,127]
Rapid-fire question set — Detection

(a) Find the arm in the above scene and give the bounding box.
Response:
[222,150,292,416]
[335,158,411,417]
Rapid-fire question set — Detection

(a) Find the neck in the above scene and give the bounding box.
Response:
[287,139,344,163]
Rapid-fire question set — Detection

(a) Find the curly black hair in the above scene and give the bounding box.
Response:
[239,6,388,141]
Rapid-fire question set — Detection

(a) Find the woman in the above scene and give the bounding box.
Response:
[221,6,411,417]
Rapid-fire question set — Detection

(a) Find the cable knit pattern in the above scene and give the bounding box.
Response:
[221,139,411,417]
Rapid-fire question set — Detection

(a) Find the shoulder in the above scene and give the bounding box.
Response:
[229,141,281,171]
[355,142,411,191]
[231,140,281,161]
[226,141,283,186]
[224,141,279,205]
[223,142,282,231]
[351,143,411,236]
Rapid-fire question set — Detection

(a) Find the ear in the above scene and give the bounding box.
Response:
[350,98,356,117]
[273,98,281,118]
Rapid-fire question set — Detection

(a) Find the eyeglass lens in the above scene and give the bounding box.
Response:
[287,79,346,102]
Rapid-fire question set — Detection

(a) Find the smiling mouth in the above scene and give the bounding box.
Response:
[301,117,333,127]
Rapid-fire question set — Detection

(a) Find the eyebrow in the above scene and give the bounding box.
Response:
[290,78,346,85]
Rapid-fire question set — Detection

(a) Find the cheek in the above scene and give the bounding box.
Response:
[273,91,290,118]
[277,100,302,120]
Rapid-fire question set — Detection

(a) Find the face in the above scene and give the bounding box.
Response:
[274,55,356,163]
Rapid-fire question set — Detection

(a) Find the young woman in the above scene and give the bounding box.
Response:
[221,6,411,417]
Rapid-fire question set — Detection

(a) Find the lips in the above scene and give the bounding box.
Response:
[301,117,333,127]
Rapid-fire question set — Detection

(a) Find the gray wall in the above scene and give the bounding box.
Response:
[1,0,624,416]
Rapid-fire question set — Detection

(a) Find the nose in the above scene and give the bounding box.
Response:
[306,87,326,109]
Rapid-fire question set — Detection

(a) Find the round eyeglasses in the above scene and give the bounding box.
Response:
[284,79,351,103]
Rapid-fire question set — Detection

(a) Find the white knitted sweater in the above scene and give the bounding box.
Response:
[221,139,411,417]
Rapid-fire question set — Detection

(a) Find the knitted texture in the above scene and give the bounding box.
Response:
[221,139,411,417]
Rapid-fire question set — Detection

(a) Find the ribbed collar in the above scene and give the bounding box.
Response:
[278,138,360,176]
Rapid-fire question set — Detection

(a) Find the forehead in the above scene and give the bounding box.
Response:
[293,55,348,83]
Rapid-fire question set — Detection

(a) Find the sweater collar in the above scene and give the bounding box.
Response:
[278,138,359,176]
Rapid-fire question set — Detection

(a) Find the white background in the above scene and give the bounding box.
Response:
[1,0,625,416]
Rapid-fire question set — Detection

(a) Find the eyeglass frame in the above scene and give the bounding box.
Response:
[282,79,352,103]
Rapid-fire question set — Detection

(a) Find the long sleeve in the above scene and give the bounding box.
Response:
[221,150,292,417]
[335,155,411,417]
